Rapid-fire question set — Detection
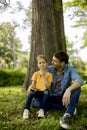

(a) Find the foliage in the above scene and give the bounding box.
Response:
[0,22,29,68]
[0,69,26,87]
[64,0,87,22]
[0,85,87,130]
[81,30,87,48]
[66,36,87,72]
[0,0,10,13]
[0,22,23,68]
[64,0,87,49]
[78,70,87,84]
[54,0,62,11]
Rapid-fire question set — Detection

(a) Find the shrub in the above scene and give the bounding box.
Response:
[0,69,26,86]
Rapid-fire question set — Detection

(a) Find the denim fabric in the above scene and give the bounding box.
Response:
[65,88,81,116]
[32,65,83,116]
[32,97,65,109]
[32,88,81,115]
[24,89,49,110]
[32,98,41,108]
[47,65,83,94]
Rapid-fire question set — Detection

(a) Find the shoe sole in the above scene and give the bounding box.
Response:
[23,115,29,119]
[60,120,70,129]
[23,117,29,119]
[38,115,44,118]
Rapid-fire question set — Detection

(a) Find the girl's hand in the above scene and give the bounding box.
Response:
[27,81,36,93]
[27,86,32,93]
[40,70,45,77]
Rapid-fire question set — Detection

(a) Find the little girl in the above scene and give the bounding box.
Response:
[23,55,53,119]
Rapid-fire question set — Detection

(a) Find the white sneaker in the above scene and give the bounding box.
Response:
[38,109,44,118]
[23,109,29,119]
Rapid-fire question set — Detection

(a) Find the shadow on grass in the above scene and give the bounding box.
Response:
[0,86,87,130]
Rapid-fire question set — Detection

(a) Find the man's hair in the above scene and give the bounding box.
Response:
[54,51,69,64]
[36,54,48,62]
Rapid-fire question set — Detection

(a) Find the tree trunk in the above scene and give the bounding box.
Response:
[23,0,66,89]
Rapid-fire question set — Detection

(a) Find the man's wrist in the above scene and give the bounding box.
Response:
[67,87,72,92]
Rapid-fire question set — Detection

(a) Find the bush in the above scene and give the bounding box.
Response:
[78,71,87,83]
[0,69,26,86]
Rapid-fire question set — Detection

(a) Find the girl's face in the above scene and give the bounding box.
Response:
[37,58,48,70]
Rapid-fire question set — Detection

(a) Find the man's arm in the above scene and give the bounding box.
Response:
[62,81,82,107]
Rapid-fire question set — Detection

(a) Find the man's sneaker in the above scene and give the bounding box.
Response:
[38,109,44,118]
[23,109,29,119]
[60,113,71,129]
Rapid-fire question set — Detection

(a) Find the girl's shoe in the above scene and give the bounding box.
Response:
[38,109,44,118]
[23,109,29,119]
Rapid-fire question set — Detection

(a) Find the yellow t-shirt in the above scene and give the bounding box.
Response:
[31,71,53,91]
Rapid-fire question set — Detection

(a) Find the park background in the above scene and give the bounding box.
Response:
[0,0,87,130]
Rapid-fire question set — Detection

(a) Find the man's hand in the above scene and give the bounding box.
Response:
[62,88,71,107]
[62,81,81,107]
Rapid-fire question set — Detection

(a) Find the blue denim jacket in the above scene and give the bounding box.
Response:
[47,65,84,95]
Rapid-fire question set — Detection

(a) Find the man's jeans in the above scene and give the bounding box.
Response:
[24,89,49,110]
[32,88,81,116]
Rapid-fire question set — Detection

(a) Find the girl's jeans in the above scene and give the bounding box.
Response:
[24,89,49,110]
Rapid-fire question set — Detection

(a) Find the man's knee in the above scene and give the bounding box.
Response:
[71,88,81,97]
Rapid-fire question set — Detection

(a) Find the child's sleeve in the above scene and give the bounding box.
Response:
[31,72,37,81]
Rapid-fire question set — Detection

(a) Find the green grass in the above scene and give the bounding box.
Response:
[0,85,87,130]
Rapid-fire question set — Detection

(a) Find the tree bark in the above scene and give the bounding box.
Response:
[23,0,66,89]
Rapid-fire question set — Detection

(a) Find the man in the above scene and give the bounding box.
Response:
[32,51,83,129]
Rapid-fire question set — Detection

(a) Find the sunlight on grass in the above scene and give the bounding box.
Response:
[0,86,87,130]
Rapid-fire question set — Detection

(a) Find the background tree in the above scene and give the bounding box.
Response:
[66,36,86,72]
[0,1,30,69]
[0,0,10,13]
[64,0,87,49]
[23,0,66,89]
[0,22,22,68]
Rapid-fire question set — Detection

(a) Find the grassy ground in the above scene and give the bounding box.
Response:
[0,85,87,130]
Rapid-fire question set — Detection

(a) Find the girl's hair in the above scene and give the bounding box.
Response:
[36,54,48,62]
[54,51,69,64]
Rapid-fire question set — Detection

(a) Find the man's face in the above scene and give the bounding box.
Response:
[52,56,64,69]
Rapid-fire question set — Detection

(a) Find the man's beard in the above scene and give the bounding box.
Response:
[52,64,62,70]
